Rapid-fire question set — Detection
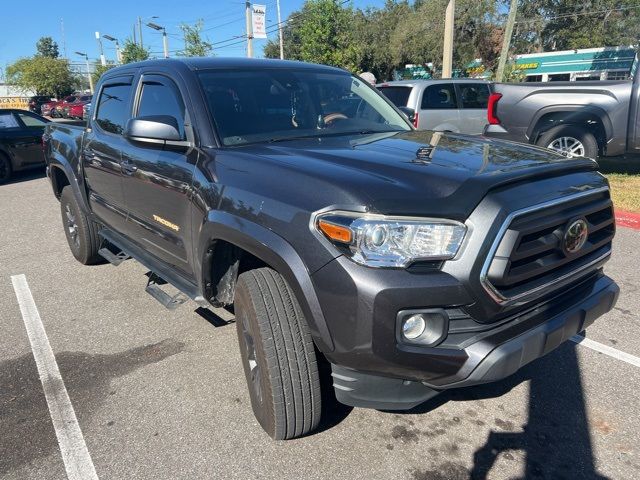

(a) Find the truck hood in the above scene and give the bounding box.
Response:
[230,130,599,219]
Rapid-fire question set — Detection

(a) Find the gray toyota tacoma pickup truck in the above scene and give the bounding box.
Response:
[485,73,640,159]
[44,58,619,440]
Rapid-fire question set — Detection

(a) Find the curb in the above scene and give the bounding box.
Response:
[615,209,640,230]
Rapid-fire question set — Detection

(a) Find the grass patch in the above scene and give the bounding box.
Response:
[605,174,640,213]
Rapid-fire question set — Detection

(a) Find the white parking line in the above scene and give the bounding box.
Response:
[11,274,99,480]
[571,334,640,368]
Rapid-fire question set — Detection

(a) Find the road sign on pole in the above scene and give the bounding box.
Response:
[252,4,267,39]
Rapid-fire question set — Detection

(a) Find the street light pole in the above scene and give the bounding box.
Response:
[103,35,121,64]
[147,22,169,58]
[75,51,93,94]
[95,31,106,66]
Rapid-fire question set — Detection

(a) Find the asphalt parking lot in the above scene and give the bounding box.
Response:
[1,170,639,480]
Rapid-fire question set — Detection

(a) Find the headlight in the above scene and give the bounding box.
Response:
[316,211,466,268]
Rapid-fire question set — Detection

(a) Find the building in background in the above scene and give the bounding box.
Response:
[514,46,637,82]
[0,83,36,110]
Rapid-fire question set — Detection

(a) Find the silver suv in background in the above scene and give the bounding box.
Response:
[377,79,491,134]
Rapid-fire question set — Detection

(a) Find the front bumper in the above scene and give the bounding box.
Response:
[323,270,618,409]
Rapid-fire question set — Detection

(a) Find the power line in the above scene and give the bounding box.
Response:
[514,5,640,25]
[212,0,350,50]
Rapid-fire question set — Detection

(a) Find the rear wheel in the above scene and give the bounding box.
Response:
[234,267,322,440]
[60,186,102,264]
[536,125,598,159]
[0,153,12,184]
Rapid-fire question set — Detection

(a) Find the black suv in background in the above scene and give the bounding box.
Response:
[28,95,53,115]
[44,58,619,440]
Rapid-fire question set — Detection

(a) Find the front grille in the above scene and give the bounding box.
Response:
[483,189,614,304]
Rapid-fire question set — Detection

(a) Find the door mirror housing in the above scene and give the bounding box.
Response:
[124,115,190,148]
[398,106,416,123]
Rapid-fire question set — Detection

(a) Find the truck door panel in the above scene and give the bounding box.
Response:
[119,74,196,277]
[82,77,133,231]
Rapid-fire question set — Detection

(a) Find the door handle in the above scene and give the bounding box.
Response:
[83,148,97,160]
[121,161,138,175]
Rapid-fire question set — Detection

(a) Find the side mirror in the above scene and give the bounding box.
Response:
[398,106,416,123]
[124,115,190,148]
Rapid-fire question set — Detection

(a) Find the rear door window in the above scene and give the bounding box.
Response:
[421,84,457,109]
[458,83,490,109]
[95,83,133,135]
[377,86,412,107]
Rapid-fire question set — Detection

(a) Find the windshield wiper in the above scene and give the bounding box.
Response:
[268,130,401,143]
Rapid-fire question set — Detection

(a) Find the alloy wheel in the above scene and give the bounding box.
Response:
[65,204,80,248]
[241,314,263,404]
[547,136,585,158]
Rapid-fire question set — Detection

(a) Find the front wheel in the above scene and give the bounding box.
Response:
[60,186,103,264]
[235,268,322,440]
[536,125,598,159]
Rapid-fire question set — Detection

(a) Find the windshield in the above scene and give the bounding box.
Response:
[197,68,411,146]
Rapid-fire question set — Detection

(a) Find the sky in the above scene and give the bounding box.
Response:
[0,0,389,76]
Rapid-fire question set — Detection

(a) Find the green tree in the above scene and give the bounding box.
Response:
[179,20,213,57]
[265,0,360,71]
[513,0,640,52]
[6,56,77,97]
[120,39,150,64]
[353,0,413,81]
[36,37,59,58]
[92,61,116,86]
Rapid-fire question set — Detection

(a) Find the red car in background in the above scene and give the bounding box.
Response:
[41,94,90,118]
[62,95,92,120]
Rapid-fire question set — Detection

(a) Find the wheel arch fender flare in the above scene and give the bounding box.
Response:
[198,210,335,353]
[47,155,89,212]
[528,105,613,141]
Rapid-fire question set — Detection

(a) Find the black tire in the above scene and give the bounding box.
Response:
[235,267,322,440]
[536,125,598,159]
[0,152,12,184]
[60,186,103,264]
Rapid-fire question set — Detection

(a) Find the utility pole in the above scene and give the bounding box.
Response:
[496,0,518,82]
[245,1,253,58]
[276,0,284,59]
[60,18,68,59]
[138,16,144,48]
[442,0,455,78]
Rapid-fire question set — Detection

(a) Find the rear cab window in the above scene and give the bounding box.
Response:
[0,112,20,129]
[16,112,48,128]
[376,86,412,107]
[458,83,490,109]
[95,80,133,135]
[420,84,457,110]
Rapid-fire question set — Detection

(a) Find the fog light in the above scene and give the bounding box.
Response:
[402,314,426,339]
[397,309,449,346]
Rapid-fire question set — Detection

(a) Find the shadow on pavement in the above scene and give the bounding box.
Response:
[403,342,606,479]
[1,168,46,186]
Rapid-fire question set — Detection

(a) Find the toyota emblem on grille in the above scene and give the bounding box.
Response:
[563,218,589,255]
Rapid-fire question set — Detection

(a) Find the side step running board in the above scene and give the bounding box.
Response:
[145,273,188,310]
[98,247,130,266]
